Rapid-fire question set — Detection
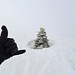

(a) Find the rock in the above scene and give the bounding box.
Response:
[34,27,50,49]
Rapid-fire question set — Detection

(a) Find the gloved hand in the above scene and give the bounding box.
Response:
[0,25,26,64]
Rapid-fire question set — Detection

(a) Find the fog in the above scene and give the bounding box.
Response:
[0,0,74,39]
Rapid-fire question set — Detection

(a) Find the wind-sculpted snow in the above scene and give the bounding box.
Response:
[0,36,75,75]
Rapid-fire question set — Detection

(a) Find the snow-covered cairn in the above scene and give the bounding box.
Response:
[34,27,50,49]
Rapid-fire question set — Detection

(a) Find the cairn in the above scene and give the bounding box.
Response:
[34,27,50,49]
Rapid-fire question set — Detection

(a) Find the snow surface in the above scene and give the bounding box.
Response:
[0,0,75,75]
[0,35,75,75]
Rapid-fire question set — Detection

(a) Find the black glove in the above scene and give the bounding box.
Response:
[0,25,26,64]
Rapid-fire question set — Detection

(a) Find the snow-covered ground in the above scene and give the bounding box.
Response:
[0,0,75,75]
[0,34,75,75]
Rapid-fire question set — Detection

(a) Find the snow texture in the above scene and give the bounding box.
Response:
[0,35,75,75]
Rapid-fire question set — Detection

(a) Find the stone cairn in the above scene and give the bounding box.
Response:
[34,27,50,49]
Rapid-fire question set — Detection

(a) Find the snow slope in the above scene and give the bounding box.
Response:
[0,35,75,75]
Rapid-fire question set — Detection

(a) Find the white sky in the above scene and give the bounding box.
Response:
[0,0,75,38]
